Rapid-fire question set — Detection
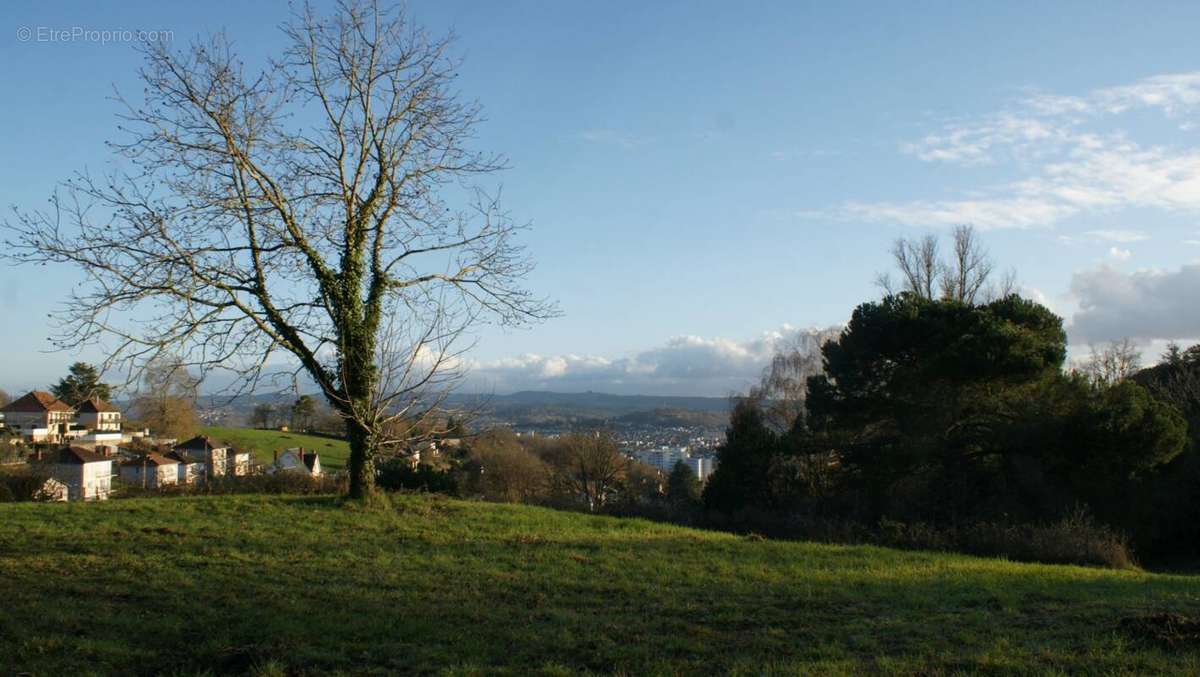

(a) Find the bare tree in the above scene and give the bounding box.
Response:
[877,225,1005,305]
[3,2,552,497]
[543,433,628,513]
[1078,338,1143,387]
[940,225,994,304]
[130,356,201,440]
[878,234,940,300]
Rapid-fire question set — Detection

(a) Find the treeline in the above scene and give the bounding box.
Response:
[701,228,1200,567]
[375,430,699,517]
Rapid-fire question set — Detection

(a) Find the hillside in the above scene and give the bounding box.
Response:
[2,495,1199,674]
[201,426,350,470]
[197,390,736,431]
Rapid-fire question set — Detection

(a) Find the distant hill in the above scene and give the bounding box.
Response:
[450,390,732,414]
[446,390,734,430]
[197,389,735,430]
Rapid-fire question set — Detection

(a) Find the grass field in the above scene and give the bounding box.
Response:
[201,426,350,470]
[2,494,1199,675]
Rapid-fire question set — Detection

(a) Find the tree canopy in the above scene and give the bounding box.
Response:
[50,362,113,406]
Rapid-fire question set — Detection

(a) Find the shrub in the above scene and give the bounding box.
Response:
[0,468,53,503]
[700,507,1134,569]
[376,459,458,494]
[113,472,345,499]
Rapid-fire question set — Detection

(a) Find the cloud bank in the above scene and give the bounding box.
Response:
[464,325,840,397]
[1069,263,1200,343]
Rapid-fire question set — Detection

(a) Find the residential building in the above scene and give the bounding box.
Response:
[1,391,75,443]
[632,447,691,473]
[165,451,207,485]
[273,448,323,477]
[631,447,717,482]
[679,456,717,482]
[173,435,230,478]
[227,449,252,476]
[120,453,180,489]
[76,398,122,431]
[36,446,114,501]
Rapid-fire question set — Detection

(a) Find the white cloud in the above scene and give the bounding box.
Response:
[847,72,1200,230]
[1083,229,1149,243]
[1069,263,1200,343]
[1109,246,1132,261]
[465,325,840,396]
[845,196,1076,230]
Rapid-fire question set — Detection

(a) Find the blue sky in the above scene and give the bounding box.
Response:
[3,1,1200,396]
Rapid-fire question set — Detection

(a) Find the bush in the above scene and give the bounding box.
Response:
[0,468,53,503]
[872,510,1134,569]
[376,459,457,494]
[700,507,1134,569]
[114,472,345,498]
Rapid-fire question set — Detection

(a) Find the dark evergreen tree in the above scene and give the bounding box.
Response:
[50,362,112,405]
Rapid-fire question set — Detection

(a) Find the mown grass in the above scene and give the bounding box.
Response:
[200,426,350,470]
[1,494,1199,675]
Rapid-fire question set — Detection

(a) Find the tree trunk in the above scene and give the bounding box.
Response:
[346,417,376,499]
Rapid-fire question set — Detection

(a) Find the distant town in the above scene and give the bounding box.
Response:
[0,369,725,502]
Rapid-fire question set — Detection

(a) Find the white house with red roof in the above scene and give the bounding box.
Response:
[120,453,180,489]
[76,397,122,432]
[34,446,114,501]
[1,391,76,443]
[164,450,207,485]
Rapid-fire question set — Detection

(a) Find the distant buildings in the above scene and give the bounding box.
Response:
[165,450,207,485]
[173,435,251,478]
[0,391,126,445]
[76,397,122,431]
[34,446,114,501]
[119,453,180,489]
[1,391,77,443]
[272,448,323,477]
[631,447,717,482]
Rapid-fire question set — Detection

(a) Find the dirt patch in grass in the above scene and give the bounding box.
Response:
[1120,612,1200,648]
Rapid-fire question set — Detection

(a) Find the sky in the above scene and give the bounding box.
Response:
[3,1,1200,396]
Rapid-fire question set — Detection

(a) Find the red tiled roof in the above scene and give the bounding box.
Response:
[175,435,227,451]
[2,391,73,414]
[164,450,201,464]
[54,446,109,464]
[122,452,178,467]
[76,397,120,413]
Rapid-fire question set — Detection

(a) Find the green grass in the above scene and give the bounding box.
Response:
[2,494,1199,675]
[201,426,350,470]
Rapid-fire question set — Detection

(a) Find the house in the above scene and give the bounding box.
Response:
[76,397,122,432]
[34,446,114,501]
[1,391,75,444]
[227,449,252,476]
[173,435,230,478]
[165,450,207,485]
[273,448,322,477]
[120,453,180,489]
